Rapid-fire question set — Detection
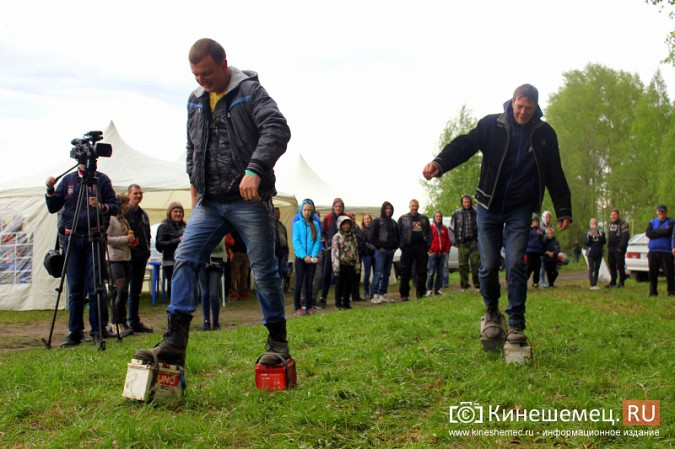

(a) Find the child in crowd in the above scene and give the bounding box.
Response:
[526,215,545,288]
[542,227,561,288]
[331,216,359,310]
[292,200,321,316]
[583,217,606,290]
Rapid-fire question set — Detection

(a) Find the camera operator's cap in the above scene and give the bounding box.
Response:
[656,204,668,212]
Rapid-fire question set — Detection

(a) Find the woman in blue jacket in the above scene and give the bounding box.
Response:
[292,199,321,315]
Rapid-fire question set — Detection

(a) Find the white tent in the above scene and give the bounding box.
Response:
[275,153,381,217]
[0,121,297,310]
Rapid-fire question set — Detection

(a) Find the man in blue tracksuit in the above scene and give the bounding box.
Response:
[645,204,674,296]
[423,84,572,347]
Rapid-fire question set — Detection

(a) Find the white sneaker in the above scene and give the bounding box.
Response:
[381,294,394,302]
[590,286,600,290]
[425,290,433,297]
[371,296,384,304]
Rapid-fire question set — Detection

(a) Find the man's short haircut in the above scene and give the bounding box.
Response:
[512,84,539,104]
[189,38,226,65]
[611,208,620,215]
[128,184,142,193]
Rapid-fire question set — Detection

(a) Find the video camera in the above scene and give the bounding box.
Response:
[70,131,113,164]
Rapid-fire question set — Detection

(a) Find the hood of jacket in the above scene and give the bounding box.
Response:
[460,194,473,209]
[380,201,394,218]
[192,66,257,98]
[298,198,316,215]
[337,215,353,230]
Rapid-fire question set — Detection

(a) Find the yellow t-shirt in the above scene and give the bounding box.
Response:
[210,91,227,113]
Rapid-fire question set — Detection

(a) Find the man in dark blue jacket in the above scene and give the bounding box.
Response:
[46,165,119,346]
[135,38,291,368]
[645,204,674,296]
[423,84,572,347]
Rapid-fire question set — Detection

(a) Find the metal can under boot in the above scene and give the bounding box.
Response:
[480,309,507,352]
[123,357,186,403]
[255,320,296,391]
[134,313,192,367]
[504,327,532,365]
[255,353,297,391]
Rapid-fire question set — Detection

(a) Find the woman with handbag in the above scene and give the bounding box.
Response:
[106,192,136,337]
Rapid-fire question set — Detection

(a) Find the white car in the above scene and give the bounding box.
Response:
[625,233,650,282]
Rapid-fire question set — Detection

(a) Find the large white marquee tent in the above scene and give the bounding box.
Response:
[0,122,298,310]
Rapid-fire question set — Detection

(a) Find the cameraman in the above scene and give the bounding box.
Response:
[46,163,119,347]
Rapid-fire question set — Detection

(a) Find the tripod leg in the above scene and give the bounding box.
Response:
[42,276,67,349]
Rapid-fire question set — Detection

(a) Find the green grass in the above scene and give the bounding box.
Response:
[0,273,672,448]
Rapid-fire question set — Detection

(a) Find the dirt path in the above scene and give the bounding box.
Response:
[0,269,589,352]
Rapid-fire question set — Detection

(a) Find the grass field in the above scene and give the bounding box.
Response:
[0,267,672,448]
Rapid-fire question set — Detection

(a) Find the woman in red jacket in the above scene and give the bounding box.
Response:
[426,211,451,296]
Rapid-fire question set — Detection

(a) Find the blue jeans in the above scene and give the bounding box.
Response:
[167,197,286,325]
[477,206,531,329]
[199,265,223,324]
[426,252,447,292]
[362,254,374,297]
[65,234,108,334]
[373,249,394,296]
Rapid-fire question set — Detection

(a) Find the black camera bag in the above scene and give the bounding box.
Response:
[44,236,64,278]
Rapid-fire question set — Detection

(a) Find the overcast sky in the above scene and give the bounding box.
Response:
[1,0,672,215]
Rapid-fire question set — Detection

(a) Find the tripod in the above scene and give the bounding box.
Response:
[42,161,119,350]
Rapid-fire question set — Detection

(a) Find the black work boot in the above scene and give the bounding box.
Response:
[134,313,192,367]
[258,320,291,365]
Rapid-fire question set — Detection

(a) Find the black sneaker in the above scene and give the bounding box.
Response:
[201,321,210,331]
[60,332,82,348]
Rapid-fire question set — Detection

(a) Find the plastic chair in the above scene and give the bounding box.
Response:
[148,261,165,305]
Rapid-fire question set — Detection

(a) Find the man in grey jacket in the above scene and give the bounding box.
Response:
[135,38,291,368]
